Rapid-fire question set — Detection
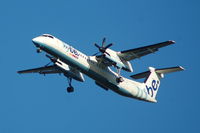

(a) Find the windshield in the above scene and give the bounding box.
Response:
[41,34,54,39]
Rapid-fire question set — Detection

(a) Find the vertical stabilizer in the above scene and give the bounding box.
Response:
[145,67,161,99]
[130,66,184,101]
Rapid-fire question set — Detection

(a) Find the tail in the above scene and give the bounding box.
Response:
[131,66,184,100]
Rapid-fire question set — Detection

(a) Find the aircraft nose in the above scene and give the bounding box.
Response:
[32,37,42,47]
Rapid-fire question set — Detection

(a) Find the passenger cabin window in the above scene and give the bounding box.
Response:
[42,34,54,39]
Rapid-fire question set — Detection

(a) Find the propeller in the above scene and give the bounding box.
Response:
[45,54,57,66]
[93,37,113,56]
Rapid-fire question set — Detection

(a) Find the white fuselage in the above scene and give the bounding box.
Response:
[32,35,156,102]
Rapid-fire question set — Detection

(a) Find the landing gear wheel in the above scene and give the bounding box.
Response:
[115,67,124,83]
[37,48,42,53]
[67,86,74,93]
[66,78,74,93]
[116,77,124,83]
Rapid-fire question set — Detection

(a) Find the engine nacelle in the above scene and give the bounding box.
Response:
[55,59,84,82]
[121,60,133,72]
[101,52,133,72]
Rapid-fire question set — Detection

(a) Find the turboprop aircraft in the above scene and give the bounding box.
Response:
[18,34,184,102]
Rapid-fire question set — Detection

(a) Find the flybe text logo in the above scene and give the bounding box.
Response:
[63,44,80,59]
[69,47,80,59]
[146,80,159,97]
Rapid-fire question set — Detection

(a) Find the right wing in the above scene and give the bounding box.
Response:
[17,65,62,75]
[118,40,175,61]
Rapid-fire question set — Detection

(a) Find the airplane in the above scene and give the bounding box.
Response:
[17,34,184,103]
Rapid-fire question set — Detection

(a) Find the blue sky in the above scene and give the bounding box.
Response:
[0,0,199,133]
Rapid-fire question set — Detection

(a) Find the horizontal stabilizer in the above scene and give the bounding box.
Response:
[155,66,184,74]
[130,66,184,79]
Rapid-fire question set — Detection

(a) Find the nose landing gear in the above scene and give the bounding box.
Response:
[36,48,42,53]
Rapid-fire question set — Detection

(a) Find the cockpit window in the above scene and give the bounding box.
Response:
[42,34,54,39]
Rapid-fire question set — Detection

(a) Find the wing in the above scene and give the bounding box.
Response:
[118,40,175,61]
[17,65,62,75]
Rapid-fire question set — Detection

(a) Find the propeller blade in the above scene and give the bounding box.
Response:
[94,43,101,49]
[92,52,100,56]
[96,55,104,58]
[46,54,57,63]
[45,62,52,67]
[104,43,113,49]
[102,37,106,47]
[105,52,110,56]
[46,54,52,59]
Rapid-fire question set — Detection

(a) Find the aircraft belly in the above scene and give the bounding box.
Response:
[87,67,134,97]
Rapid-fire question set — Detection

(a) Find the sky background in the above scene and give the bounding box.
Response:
[0,0,199,133]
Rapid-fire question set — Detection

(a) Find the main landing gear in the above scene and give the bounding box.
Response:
[116,68,124,83]
[67,77,74,93]
[116,76,124,83]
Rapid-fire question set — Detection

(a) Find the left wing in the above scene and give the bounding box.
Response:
[117,40,175,61]
[18,64,85,82]
[17,65,61,75]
